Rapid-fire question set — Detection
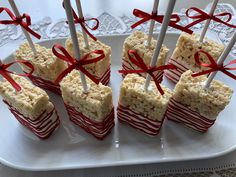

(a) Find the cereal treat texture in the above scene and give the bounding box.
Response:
[119,74,172,121]
[0,75,54,120]
[173,70,233,119]
[65,32,111,78]
[60,70,113,122]
[171,32,224,72]
[15,43,67,81]
[122,31,169,70]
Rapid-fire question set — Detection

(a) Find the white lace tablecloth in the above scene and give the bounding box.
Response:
[0,1,236,176]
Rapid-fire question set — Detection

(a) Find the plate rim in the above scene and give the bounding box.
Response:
[1,34,236,171]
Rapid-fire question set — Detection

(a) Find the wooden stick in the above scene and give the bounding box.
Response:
[144,0,176,92]
[8,0,37,55]
[204,32,236,88]
[75,0,90,49]
[146,0,159,48]
[64,0,89,92]
[199,0,219,42]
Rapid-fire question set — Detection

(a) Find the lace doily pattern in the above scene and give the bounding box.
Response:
[0,3,235,55]
[0,3,236,176]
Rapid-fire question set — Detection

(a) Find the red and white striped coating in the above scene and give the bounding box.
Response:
[26,65,110,95]
[117,104,164,136]
[3,100,60,139]
[27,74,61,95]
[122,59,164,83]
[164,58,189,83]
[165,98,216,132]
[96,65,111,86]
[65,103,115,140]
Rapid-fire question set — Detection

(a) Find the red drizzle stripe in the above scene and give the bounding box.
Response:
[95,65,111,86]
[26,74,61,95]
[122,59,164,83]
[164,58,189,83]
[64,103,115,140]
[117,104,164,136]
[165,98,216,132]
[26,65,110,94]
[3,100,60,139]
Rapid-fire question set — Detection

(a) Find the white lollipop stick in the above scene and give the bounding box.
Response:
[144,0,176,91]
[204,32,236,88]
[146,0,159,47]
[199,0,219,42]
[75,0,89,49]
[64,0,89,92]
[8,0,37,55]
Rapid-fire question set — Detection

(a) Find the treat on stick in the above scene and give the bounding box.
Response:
[121,0,193,82]
[65,32,111,86]
[121,31,169,82]
[63,2,111,85]
[164,32,224,83]
[166,32,236,132]
[15,43,67,94]
[117,0,178,136]
[0,60,60,139]
[59,0,115,140]
[0,2,67,94]
[165,70,233,132]
[117,74,172,136]
[165,0,236,84]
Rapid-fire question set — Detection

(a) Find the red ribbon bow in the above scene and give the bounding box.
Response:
[185,7,236,29]
[0,60,34,91]
[119,50,177,95]
[52,44,105,84]
[131,9,193,34]
[62,2,99,41]
[192,50,236,80]
[0,7,41,39]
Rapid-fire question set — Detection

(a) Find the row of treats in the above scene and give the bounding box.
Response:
[0,0,236,140]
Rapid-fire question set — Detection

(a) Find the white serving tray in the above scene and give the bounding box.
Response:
[0,34,236,171]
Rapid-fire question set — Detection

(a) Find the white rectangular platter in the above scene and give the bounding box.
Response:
[0,34,236,171]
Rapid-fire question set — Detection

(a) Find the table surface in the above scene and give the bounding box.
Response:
[0,0,236,176]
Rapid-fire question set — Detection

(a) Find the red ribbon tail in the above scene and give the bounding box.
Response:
[55,65,76,84]
[154,80,164,95]
[79,67,100,84]
[25,27,41,39]
[223,70,236,80]
[169,22,193,34]
[0,70,21,91]
[81,23,97,41]
[131,18,149,29]
[191,70,214,77]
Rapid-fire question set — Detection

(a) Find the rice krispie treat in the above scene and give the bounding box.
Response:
[15,43,67,94]
[117,74,172,136]
[65,32,111,85]
[165,32,224,83]
[165,70,233,132]
[60,70,114,140]
[0,75,60,139]
[122,31,169,82]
